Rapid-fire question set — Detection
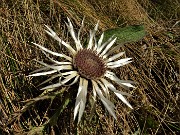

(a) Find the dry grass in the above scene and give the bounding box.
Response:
[0,0,179,134]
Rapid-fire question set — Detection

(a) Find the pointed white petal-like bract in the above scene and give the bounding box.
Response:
[103,44,123,58]
[97,32,104,49]
[100,78,133,109]
[87,21,99,49]
[100,78,132,97]
[97,35,114,54]
[41,50,72,65]
[100,37,117,57]
[66,17,82,50]
[78,79,88,123]
[40,71,78,90]
[74,78,88,123]
[32,42,72,61]
[74,102,80,121]
[101,99,117,119]
[92,80,117,119]
[38,74,62,86]
[121,82,135,88]
[92,81,115,107]
[108,61,132,68]
[44,25,76,55]
[92,84,97,101]
[29,70,57,77]
[74,78,83,120]
[105,71,135,90]
[29,66,50,74]
[96,80,109,99]
[35,60,72,71]
[107,58,132,66]
[105,52,125,63]
[114,92,133,109]
[93,36,98,51]
[78,17,85,42]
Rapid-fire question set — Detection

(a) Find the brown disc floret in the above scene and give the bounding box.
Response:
[73,49,107,80]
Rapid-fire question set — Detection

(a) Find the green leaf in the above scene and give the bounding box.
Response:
[48,94,70,126]
[103,25,146,44]
[27,126,45,135]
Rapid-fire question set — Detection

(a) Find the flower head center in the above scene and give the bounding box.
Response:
[74,49,106,80]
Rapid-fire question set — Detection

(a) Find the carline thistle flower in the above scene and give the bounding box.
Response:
[29,17,135,123]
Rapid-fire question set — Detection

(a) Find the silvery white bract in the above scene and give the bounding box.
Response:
[29,17,135,123]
